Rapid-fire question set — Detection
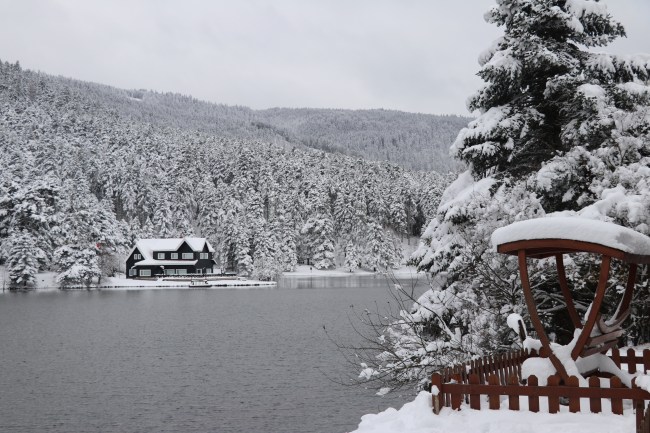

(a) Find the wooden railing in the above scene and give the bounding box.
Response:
[431,348,650,431]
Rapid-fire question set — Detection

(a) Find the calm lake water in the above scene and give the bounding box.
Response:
[0,275,429,433]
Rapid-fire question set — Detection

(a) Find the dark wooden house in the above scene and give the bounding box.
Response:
[126,237,217,278]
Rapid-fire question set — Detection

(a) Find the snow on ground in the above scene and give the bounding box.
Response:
[99,275,276,290]
[351,391,635,433]
[0,266,276,291]
[283,265,423,278]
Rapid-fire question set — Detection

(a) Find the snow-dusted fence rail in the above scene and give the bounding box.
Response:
[431,348,650,431]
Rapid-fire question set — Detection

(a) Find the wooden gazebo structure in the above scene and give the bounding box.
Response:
[492,217,650,383]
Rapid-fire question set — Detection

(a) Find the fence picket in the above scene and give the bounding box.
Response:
[528,375,539,413]
[547,375,560,414]
[451,373,462,410]
[567,376,581,413]
[431,373,442,414]
[610,376,623,415]
[589,376,602,413]
[469,374,481,410]
[629,348,638,374]
[488,374,500,410]
[508,375,520,410]
[611,347,621,368]
[431,349,650,424]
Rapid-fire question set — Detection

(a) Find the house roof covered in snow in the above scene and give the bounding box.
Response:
[492,217,650,263]
[132,237,215,261]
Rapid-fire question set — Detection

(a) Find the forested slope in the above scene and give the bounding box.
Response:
[7,66,468,172]
[0,61,451,286]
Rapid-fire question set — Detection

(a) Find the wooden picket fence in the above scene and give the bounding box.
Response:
[431,348,650,432]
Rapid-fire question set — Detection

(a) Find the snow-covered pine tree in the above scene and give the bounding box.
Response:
[365,0,650,391]
[7,230,45,287]
[301,215,336,270]
[343,239,360,272]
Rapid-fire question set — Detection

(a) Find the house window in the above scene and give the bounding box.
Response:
[157,253,165,259]
[200,253,209,259]
[134,253,142,260]
[165,269,176,275]
[182,253,193,259]
[206,268,213,274]
[171,253,178,259]
[177,269,187,275]
[196,269,203,274]
[129,268,137,276]
[140,269,151,277]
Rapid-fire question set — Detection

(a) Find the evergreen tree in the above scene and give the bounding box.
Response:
[7,231,45,287]
[301,215,336,270]
[384,0,650,390]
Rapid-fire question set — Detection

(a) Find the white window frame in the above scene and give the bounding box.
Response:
[177,269,187,275]
[164,269,176,275]
[157,252,165,260]
[182,253,193,259]
[171,253,178,259]
[200,253,209,260]
[134,253,142,260]
[140,269,151,277]
[206,268,213,274]
[129,268,137,276]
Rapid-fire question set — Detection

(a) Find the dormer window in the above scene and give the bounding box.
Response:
[182,253,193,259]
[200,253,209,259]
[134,253,142,260]
[171,253,178,259]
[157,253,165,259]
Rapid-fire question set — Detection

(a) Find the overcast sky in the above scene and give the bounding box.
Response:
[1,0,648,115]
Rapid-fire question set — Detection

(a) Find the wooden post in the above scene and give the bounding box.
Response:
[610,376,624,415]
[548,375,560,414]
[528,375,540,413]
[469,374,481,410]
[588,376,602,413]
[488,374,500,410]
[508,375,520,411]
[451,373,462,410]
[629,348,638,374]
[611,347,621,368]
[431,373,442,414]
[567,376,581,413]
[643,349,650,374]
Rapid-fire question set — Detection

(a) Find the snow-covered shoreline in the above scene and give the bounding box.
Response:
[282,265,424,278]
[1,265,426,292]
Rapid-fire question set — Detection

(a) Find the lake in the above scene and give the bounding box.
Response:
[0,275,430,433]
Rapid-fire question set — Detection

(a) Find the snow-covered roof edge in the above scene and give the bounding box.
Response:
[131,237,215,260]
[491,217,650,256]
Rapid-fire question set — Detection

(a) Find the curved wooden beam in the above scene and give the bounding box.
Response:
[598,263,637,334]
[518,250,569,382]
[571,255,611,360]
[555,254,582,330]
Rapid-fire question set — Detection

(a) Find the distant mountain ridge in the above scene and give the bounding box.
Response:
[42,71,469,172]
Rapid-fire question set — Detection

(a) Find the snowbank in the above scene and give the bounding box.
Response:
[351,391,634,433]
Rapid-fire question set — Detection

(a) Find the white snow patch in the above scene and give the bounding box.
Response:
[351,390,634,433]
[491,216,650,255]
